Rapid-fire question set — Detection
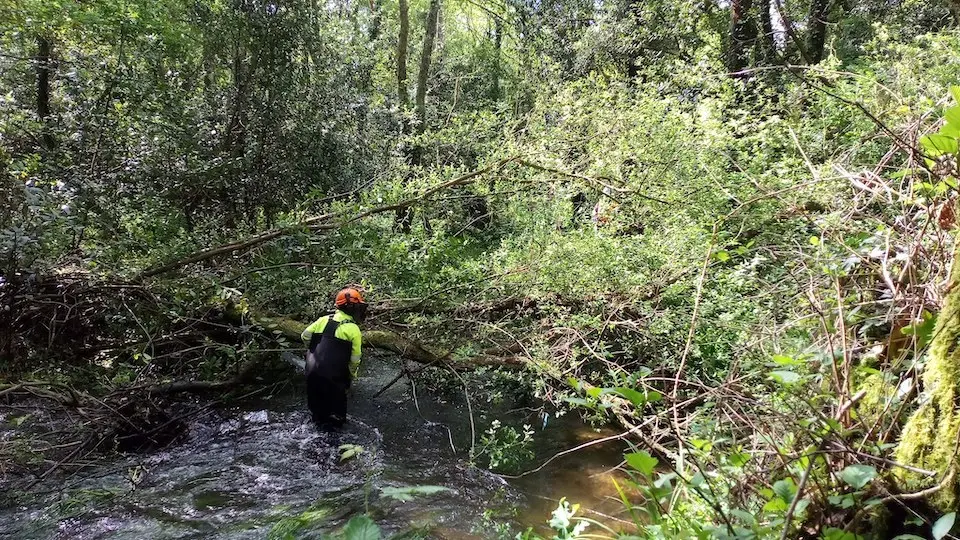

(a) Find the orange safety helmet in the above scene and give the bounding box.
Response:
[335,287,366,307]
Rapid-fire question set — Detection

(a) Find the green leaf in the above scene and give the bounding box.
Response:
[773,478,796,502]
[689,471,705,488]
[772,354,798,366]
[769,370,801,385]
[762,497,788,513]
[690,438,713,452]
[942,123,960,138]
[714,250,730,262]
[625,451,659,476]
[562,396,591,407]
[840,464,877,489]
[730,509,757,526]
[613,387,648,408]
[946,106,960,128]
[933,512,956,540]
[829,494,855,509]
[921,134,959,156]
[821,528,860,540]
[809,236,820,246]
[728,449,751,468]
[901,312,937,350]
[339,444,364,462]
[379,485,452,502]
[951,85,960,104]
[341,515,381,540]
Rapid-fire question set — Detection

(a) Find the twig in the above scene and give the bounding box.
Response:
[671,220,717,472]
[443,360,477,457]
[780,390,866,540]
[501,416,657,479]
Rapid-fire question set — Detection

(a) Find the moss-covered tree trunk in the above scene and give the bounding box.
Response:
[895,240,960,508]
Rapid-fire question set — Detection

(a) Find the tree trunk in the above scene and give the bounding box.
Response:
[395,0,412,232]
[491,18,503,100]
[368,0,381,41]
[805,0,830,64]
[726,0,755,77]
[757,0,776,64]
[36,36,55,151]
[625,0,643,81]
[415,0,440,132]
[397,0,410,114]
[895,237,960,510]
[227,307,526,370]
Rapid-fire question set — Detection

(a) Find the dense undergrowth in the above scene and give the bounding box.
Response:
[5,0,960,536]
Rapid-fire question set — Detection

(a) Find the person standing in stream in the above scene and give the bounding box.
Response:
[301,287,367,427]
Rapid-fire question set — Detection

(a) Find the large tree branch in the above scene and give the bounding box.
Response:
[136,157,519,280]
[225,304,526,371]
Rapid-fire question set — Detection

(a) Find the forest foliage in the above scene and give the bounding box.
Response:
[4,0,960,537]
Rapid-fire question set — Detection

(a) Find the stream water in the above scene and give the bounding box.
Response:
[0,354,630,539]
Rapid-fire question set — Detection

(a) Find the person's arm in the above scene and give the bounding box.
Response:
[301,317,326,344]
[343,324,363,379]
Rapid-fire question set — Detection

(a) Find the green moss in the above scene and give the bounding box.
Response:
[894,242,960,509]
[856,372,897,427]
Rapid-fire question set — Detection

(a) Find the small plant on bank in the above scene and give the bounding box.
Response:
[474,420,535,473]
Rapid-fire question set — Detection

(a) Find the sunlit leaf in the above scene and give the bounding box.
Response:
[563,396,591,407]
[625,451,658,476]
[612,387,648,408]
[921,134,959,156]
[728,449,750,468]
[946,106,960,129]
[772,354,799,366]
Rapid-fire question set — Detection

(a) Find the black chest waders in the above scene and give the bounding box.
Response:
[304,319,354,427]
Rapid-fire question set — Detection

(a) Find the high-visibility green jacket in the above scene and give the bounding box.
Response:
[301,310,362,378]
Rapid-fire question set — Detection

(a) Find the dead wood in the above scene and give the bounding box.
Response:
[224,303,526,371]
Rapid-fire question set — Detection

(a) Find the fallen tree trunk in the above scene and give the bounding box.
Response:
[227,306,526,371]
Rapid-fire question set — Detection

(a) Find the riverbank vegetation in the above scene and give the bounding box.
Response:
[4,0,960,537]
